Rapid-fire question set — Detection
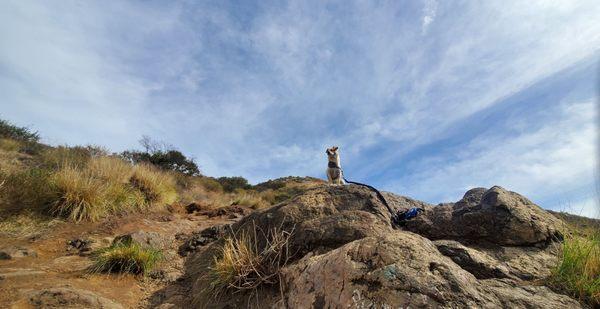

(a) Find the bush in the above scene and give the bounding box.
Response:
[90,240,162,275]
[130,164,177,206]
[551,232,600,306]
[207,225,294,297]
[217,177,252,193]
[0,119,39,142]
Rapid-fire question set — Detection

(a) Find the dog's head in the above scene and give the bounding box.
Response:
[326,146,339,160]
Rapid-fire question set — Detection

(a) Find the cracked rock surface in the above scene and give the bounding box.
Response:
[151,184,579,308]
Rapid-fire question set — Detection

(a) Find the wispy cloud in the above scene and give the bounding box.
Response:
[1,0,598,217]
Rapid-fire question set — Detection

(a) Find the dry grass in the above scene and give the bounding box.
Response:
[231,192,270,210]
[0,153,177,222]
[0,168,56,212]
[130,164,177,206]
[38,146,91,169]
[207,224,294,298]
[0,211,62,238]
[50,160,176,221]
[88,156,133,183]
[51,165,109,221]
[550,232,600,306]
[0,138,21,152]
[197,177,224,192]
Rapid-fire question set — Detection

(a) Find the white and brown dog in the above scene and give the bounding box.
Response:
[326,146,345,185]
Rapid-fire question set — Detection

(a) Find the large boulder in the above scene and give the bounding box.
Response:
[404,186,566,246]
[228,185,398,255]
[160,184,577,308]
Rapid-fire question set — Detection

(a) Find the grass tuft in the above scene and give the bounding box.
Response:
[550,232,600,306]
[89,240,162,275]
[51,165,109,222]
[207,224,294,298]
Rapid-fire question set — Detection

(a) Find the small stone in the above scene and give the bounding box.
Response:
[0,247,37,259]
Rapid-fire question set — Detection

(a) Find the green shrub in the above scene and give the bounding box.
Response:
[0,119,39,142]
[551,232,600,306]
[90,240,162,275]
[217,176,252,193]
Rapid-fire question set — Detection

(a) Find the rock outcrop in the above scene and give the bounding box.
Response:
[281,234,577,309]
[403,186,565,246]
[154,184,576,308]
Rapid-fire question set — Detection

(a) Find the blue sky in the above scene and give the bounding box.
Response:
[1,1,598,218]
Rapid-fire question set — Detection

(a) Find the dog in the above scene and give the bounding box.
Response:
[326,146,345,185]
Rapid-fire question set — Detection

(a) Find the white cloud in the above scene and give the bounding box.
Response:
[422,0,437,34]
[0,1,186,149]
[387,100,598,216]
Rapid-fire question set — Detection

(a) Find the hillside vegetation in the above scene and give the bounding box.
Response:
[0,119,317,229]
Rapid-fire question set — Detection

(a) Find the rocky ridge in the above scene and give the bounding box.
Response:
[152,184,578,308]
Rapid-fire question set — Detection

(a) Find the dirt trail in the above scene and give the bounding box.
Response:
[0,210,233,308]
